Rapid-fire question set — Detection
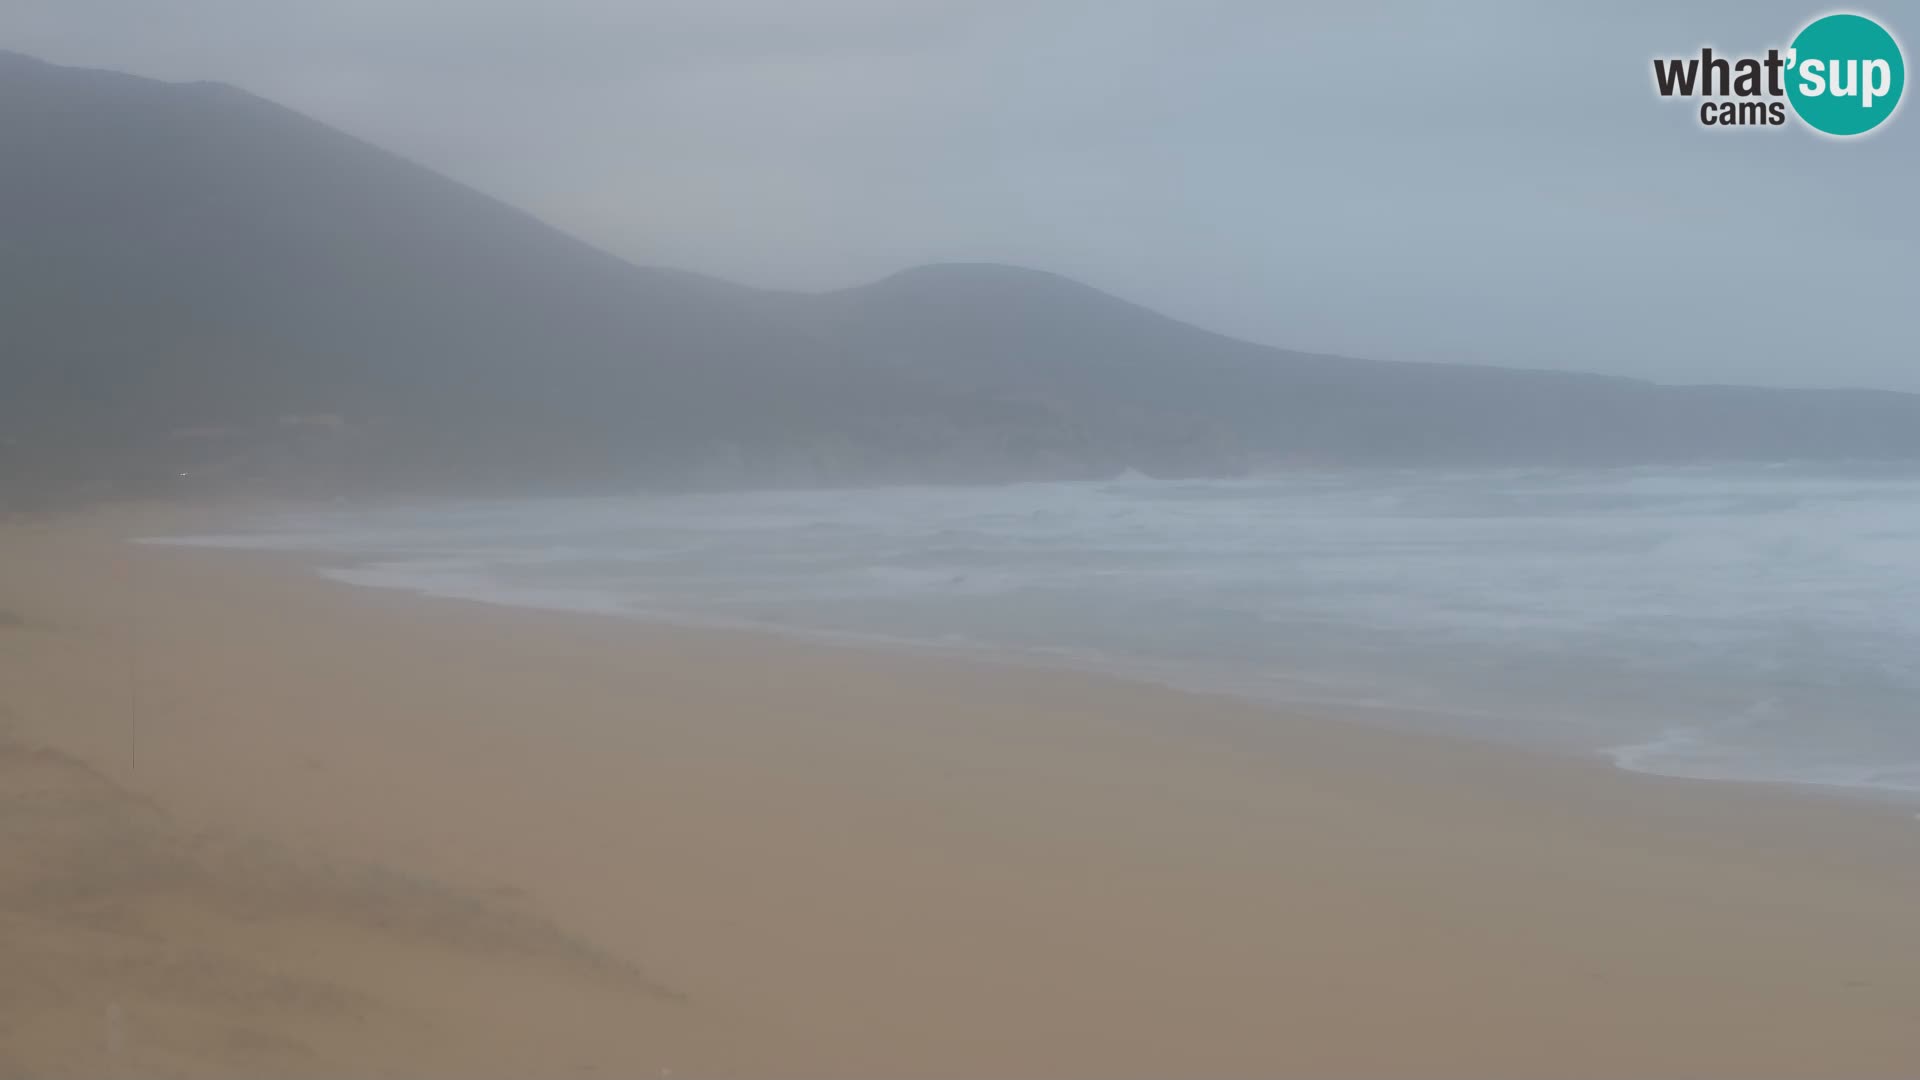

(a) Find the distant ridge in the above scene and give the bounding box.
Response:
[4,50,1919,503]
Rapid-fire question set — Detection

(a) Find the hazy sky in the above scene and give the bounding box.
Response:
[5,1,1916,390]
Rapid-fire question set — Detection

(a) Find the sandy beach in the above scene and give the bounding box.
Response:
[3,504,1919,1078]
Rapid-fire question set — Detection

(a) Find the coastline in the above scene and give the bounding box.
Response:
[5,503,1920,1076]
[153,532,1920,808]
[310,557,1920,805]
[138,477,1920,805]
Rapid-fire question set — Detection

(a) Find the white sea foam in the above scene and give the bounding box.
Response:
[146,463,1920,798]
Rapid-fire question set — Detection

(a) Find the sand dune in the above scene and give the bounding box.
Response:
[4,505,1920,1077]
[0,737,692,1078]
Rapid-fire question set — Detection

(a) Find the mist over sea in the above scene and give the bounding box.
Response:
[153,463,1920,796]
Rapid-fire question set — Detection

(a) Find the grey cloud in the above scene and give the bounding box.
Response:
[4,0,1915,390]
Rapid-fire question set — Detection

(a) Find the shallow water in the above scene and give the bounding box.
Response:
[150,463,1920,795]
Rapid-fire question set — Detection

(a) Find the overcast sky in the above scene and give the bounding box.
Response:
[5,1,1915,390]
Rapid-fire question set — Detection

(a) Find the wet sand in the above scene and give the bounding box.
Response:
[3,504,1919,1077]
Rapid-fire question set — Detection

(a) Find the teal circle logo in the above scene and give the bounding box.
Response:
[1786,13,1905,135]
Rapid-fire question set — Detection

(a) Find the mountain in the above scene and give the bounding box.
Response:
[0,49,987,495]
[821,263,1920,466]
[3,50,1917,503]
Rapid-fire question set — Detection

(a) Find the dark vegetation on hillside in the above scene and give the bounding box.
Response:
[5,49,1918,506]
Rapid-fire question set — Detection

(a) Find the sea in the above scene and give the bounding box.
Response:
[147,462,1920,797]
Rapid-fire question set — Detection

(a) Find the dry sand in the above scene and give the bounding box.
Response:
[3,504,1919,1077]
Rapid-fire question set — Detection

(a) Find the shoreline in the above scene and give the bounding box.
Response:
[6,504,1920,1075]
[316,561,1920,807]
[144,518,1920,808]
